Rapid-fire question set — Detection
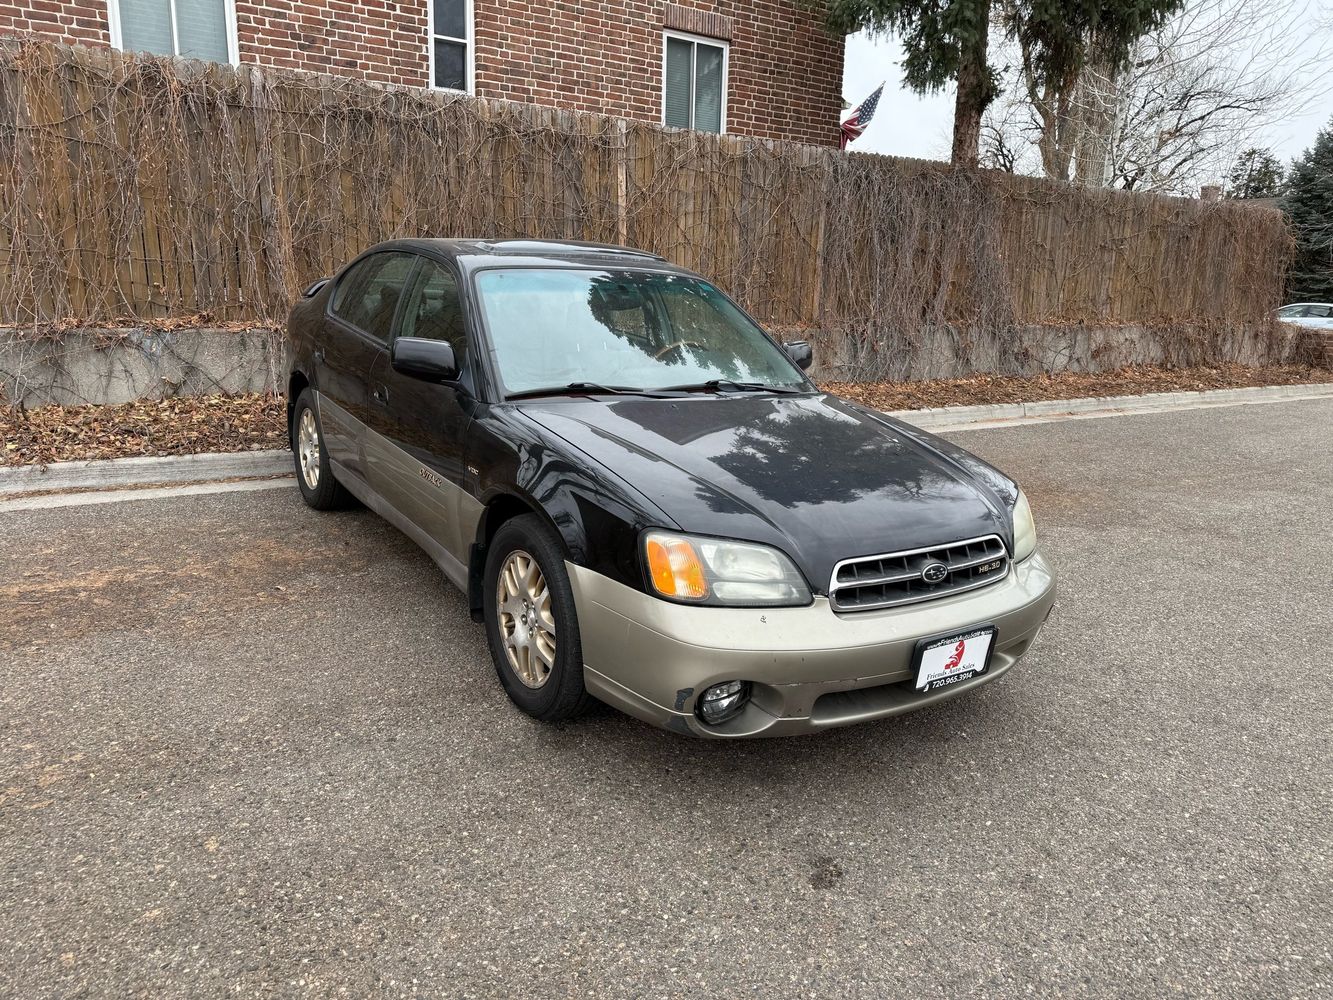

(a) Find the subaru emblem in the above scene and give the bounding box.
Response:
[921,561,949,585]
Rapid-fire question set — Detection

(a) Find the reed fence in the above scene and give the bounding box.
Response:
[0,36,1295,379]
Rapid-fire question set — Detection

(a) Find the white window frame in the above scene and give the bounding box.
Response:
[661,29,729,135]
[427,0,474,94]
[106,0,240,66]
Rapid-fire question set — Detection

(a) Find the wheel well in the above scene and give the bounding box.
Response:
[287,372,309,442]
[467,494,542,621]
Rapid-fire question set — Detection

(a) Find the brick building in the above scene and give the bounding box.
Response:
[0,0,845,146]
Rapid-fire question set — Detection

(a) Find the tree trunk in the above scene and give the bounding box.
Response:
[1035,88,1075,181]
[1072,56,1117,186]
[950,4,992,169]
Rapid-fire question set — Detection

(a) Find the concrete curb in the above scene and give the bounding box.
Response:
[0,477,293,513]
[2,382,1330,497]
[0,449,291,496]
[889,383,1333,432]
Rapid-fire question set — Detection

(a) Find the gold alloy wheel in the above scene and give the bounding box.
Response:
[496,549,557,689]
[297,408,321,490]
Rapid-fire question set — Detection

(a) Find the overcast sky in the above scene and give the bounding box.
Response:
[840,9,1333,174]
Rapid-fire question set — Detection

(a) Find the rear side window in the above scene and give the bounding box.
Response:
[330,252,418,341]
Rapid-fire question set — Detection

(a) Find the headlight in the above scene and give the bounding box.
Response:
[643,530,811,607]
[1012,489,1037,562]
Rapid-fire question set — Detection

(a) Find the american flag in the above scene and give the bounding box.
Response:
[840,83,884,150]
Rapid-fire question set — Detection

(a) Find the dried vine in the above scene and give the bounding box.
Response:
[0,36,1296,384]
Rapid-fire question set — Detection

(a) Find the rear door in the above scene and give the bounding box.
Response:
[370,255,480,562]
[315,250,417,481]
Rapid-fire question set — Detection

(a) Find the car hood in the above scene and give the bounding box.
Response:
[516,393,1017,593]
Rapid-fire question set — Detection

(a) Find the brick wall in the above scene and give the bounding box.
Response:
[235,0,428,87]
[0,0,108,46]
[472,0,844,146]
[0,0,844,146]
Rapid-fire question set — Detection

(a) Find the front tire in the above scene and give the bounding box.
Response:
[290,388,352,511]
[483,515,594,722]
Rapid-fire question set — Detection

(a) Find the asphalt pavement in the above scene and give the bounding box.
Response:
[1,398,1330,998]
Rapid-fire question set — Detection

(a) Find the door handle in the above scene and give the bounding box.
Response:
[313,348,325,364]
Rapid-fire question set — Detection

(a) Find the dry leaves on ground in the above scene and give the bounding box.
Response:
[2,394,287,467]
[824,363,1333,413]
[3,363,1330,467]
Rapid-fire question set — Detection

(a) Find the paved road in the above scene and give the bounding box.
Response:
[2,399,1331,999]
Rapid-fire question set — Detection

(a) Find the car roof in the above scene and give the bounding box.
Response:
[361,238,697,276]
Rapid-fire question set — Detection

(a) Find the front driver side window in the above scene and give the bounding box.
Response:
[330,252,418,341]
[398,259,469,364]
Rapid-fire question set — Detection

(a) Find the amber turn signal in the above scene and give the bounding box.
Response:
[645,535,709,601]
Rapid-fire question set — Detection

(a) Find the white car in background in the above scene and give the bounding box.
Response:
[1276,303,1333,329]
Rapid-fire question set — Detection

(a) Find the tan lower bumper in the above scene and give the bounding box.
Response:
[568,551,1057,738]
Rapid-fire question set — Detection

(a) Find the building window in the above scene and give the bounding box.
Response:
[662,31,727,134]
[108,0,238,64]
[430,0,472,92]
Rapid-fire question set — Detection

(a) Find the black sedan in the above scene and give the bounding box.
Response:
[285,239,1055,737]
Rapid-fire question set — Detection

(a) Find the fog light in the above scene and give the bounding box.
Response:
[698,680,751,725]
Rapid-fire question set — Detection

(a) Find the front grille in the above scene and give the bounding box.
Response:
[829,534,1009,612]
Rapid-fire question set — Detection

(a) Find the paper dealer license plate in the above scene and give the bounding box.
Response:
[913,627,996,692]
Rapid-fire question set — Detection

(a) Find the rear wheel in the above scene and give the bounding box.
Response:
[483,515,594,722]
[291,388,352,510]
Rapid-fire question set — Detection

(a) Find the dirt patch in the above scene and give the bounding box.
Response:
[0,529,369,649]
[3,363,1330,467]
[808,855,845,890]
[824,363,1333,412]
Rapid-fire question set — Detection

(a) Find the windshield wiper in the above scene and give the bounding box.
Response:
[506,382,674,400]
[663,379,804,395]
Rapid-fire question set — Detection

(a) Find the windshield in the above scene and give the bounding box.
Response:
[473,268,809,395]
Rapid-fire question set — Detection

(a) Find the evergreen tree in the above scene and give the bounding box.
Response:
[1283,125,1333,301]
[1226,148,1285,199]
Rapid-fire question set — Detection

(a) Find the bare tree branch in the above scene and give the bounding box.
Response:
[989,0,1333,194]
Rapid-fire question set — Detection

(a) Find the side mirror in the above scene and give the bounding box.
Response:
[783,339,813,371]
[392,337,459,383]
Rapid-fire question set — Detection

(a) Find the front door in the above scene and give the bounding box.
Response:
[368,255,480,563]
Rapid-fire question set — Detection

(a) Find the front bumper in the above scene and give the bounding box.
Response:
[568,551,1056,738]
